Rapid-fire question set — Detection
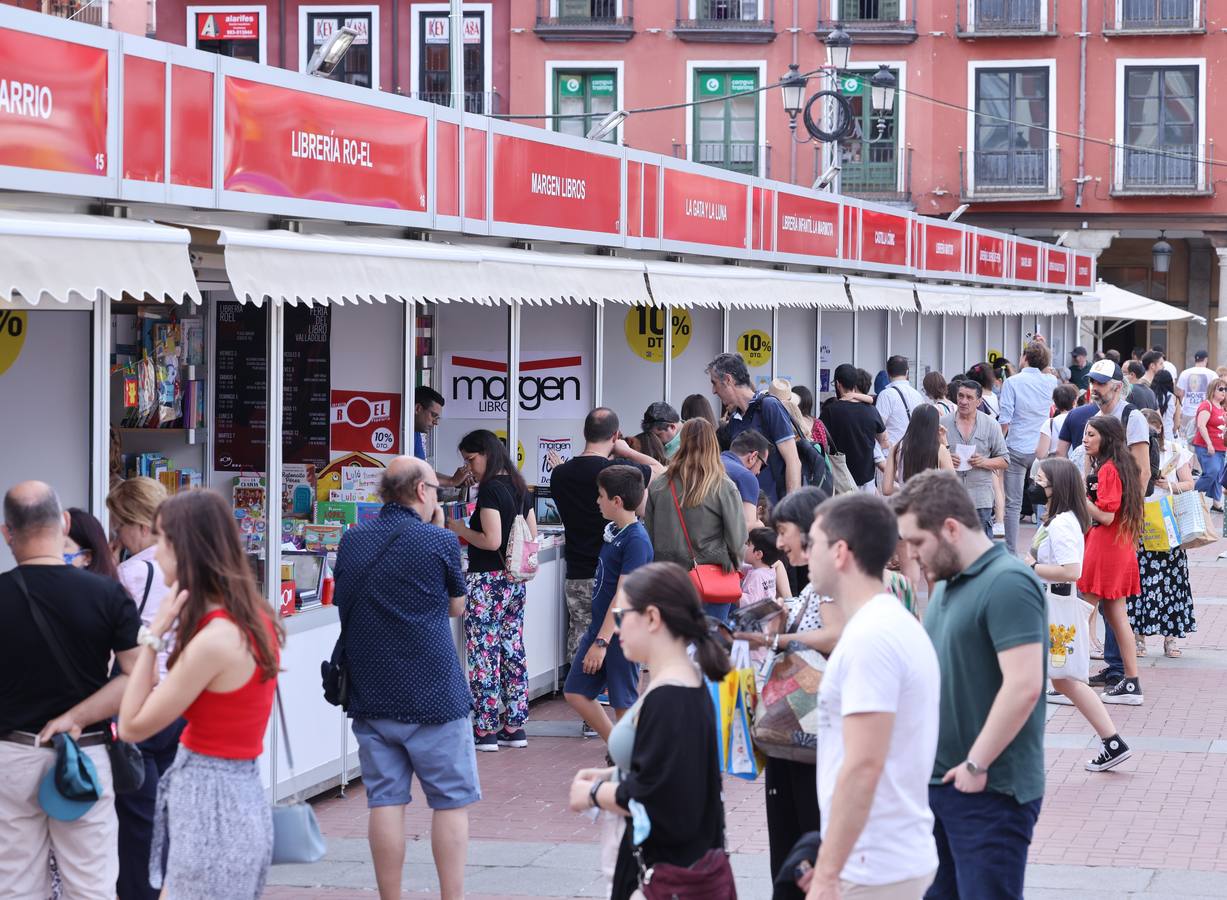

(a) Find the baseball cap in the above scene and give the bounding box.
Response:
[640,401,679,431]
[1071,346,1088,358]
[38,733,103,822]
[1195,350,1210,362]
[1087,359,1123,384]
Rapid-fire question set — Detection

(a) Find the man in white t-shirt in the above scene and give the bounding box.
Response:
[1177,351,1217,441]
[875,355,929,448]
[800,493,940,900]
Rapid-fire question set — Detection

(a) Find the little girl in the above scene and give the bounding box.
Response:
[740,527,783,673]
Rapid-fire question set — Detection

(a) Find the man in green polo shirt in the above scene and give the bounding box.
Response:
[892,470,1045,900]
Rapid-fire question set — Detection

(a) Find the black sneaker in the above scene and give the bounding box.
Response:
[474,731,498,752]
[1086,736,1132,772]
[497,727,528,748]
[1088,668,1122,689]
[1103,676,1143,705]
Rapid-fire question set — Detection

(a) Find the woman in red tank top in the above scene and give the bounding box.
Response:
[119,490,285,899]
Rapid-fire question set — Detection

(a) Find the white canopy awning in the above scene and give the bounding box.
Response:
[847,277,916,312]
[0,211,200,307]
[915,284,971,315]
[643,261,850,309]
[1087,279,1204,323]
[208,228,652,306]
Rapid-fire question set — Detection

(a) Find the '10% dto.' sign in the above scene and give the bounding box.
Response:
[625,307,692,362]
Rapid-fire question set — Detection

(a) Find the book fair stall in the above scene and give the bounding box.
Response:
[0,5,1094,801]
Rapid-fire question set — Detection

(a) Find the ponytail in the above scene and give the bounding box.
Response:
[622,562,732,681]
[693,629,732,682]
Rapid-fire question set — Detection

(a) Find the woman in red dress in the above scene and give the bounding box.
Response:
[1078,415,1145,705]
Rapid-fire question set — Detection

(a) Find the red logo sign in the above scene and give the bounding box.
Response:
[330,390,401,455]
[860,208,909,268]
[198,12,259,41]
[0,28,107,177]
[492,133,621,234]
[1045,248,1070,286]
[922,223,964,273]
[223,77,428,211]
[661,168,748,249]
[1013,242,1040,283]
[1073,253,1093,288]
[974,234,1007,279]
[775,192,839,259]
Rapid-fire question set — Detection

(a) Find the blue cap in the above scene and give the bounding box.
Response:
[38,734,102,822]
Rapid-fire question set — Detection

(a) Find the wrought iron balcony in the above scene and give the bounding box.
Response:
[820,147,913,205]
[1110,142,1213,196]
[44,0,106,26]
[674,0,776,43]
[956,0,1057,37]
[534,0,635,41]
[672,142,771,178]
[815,16,917,45]
[1104,0,1204,35]
[410,91,503,116]
[961,148,1062,201]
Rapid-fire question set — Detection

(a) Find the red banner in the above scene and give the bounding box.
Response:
[921,223,964,273]
[330,390,401,455]
[123,55,164,183]
[465,126,486,220]
[436,120,458,217]
[627,161,643,238]
[860,208,909,268]
[197,12,259,41]
[223,77,428,211]
[0,28,107,177]
[1013,241,1041,284]
[1045,248,1070,286]
[170,65,213,188]
[775,191,839,259]
[492,133,621,234]
[661,167,747,249]
[641,164,659,239]
[1073,253,1094,288]
[973,233,1007,280]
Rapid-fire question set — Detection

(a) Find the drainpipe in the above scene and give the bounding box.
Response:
[1074,0,1088,207]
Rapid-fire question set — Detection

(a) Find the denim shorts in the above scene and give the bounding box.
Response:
[353,717,482,810]
[563,632,640,709]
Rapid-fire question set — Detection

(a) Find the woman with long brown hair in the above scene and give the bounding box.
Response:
[643,418,745,622]
[119,489,284,899]
[1077,415,1145,706]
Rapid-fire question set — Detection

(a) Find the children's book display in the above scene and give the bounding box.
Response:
[114,306,205,430]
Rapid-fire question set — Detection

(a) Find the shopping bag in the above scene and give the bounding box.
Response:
[712,641,763,780]
[828,451,856,496]
[751,649,823,762]
[1141,496,1181,552]
[1171,490,1216,549]
[1048,592,1092,684]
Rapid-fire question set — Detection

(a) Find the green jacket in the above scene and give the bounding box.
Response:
[643,474,746,574]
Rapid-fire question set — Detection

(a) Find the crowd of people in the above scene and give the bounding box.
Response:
[1,339,1219,900]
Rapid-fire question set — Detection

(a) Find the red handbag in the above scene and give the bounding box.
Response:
[670,482,742,605]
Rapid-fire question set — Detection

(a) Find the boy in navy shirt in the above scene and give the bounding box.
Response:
[563,465,653,742]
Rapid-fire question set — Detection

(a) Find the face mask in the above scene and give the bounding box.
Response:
[1026,483,1048,507]
[664,433,681,457]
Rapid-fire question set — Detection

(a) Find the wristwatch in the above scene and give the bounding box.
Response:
[589,777,606,808]
[137,625,165,653]
[593,637,609,649]
[964,759,986,776]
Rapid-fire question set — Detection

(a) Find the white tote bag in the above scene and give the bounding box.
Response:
[1047,591,1092,684]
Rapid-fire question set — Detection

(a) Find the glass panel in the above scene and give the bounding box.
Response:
[1126,69,1159,98]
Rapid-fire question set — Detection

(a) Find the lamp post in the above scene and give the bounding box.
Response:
[779,63,809,183]
[778,26,855,187]
[868,64,897,142]
[1152,233,1173,274]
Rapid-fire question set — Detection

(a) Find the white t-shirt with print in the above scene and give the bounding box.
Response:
[1178,366,1217,420]
[816,594,940,886]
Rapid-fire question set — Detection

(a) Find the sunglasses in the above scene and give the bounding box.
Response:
[611,606,640,628]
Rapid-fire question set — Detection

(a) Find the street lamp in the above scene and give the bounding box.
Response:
[306,25,359,78]
[869,65,897,115]
[779,63,809,128]
[1152,233,1173,274]
[824,25,853,73]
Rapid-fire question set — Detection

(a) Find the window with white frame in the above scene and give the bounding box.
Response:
[974,0,1042,31]
[838,0,901,20]
[553,70,618,141]
[301,7,377,88]
[1118,0,1197,30]
[1122,65,1198,188]
[973,67,1050,190]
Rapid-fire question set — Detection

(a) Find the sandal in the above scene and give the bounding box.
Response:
[1165,637,1182,658]
[1135,637,1147,658]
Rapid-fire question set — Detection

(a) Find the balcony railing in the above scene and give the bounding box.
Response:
[957,0,1056,36]
[44,0,106,26]
[534,0,635,41]
[961,147,1062,201]
[674,0,776,43]
[815,16,918,44]
[820,147,913,205]
[410,91,503,116]
[1105,0,1203,34]
[1110,142,1213,196]
[673,142,771,178]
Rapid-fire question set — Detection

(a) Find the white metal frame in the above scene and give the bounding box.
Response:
[118,35,171,206]
[166,43,222,209]
[409,3,494,106]
[656,154,755,259]
[684,60,769,180]
[965,58,1058,198]
[186,4,268,65]
[914,219,972,279]
[296,5,381,91]
[544,60,626,145]
[1113,56,1207,193]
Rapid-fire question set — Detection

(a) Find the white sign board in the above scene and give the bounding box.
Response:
[443,350,590,420]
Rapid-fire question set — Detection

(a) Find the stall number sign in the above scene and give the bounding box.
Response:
[423,16,482,43]
[313,17,369,45]
[624,306,692,363]
[197,12,260,41]
[0,309,26,376]
[736,330,772,369]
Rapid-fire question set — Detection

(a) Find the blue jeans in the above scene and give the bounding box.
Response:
[925,784,1042,900]
[1102,605,1124,679]
[977,508,995,542]
[1194,446,1225,501]
[704,602,733,623]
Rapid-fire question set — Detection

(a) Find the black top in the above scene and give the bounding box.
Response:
[1128,382,1159,411]
[550,455,652,580]
[611,685,724,900]
[0,565,140,735]
[820,399,886,487]
[467,474,532,574]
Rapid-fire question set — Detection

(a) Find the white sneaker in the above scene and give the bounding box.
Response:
[992,521,1005,538]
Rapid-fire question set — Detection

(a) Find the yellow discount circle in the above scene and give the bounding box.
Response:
[0,309,27,376]
[494,429,526,471]
[736,329,772,368]
[624,306,692,363]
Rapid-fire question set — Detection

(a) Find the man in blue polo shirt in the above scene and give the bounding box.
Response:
[412,386,470,489]
[722,429,771,530]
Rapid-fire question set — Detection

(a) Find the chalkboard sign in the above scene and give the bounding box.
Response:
[214,302,331,471]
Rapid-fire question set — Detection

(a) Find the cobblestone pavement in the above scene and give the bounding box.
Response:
[266,527,1227,898]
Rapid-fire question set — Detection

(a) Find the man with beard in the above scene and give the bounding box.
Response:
[892,471,1045,900]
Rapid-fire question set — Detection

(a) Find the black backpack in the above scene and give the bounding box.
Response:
[722,393,829,495]
[1121,404,1161,496]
